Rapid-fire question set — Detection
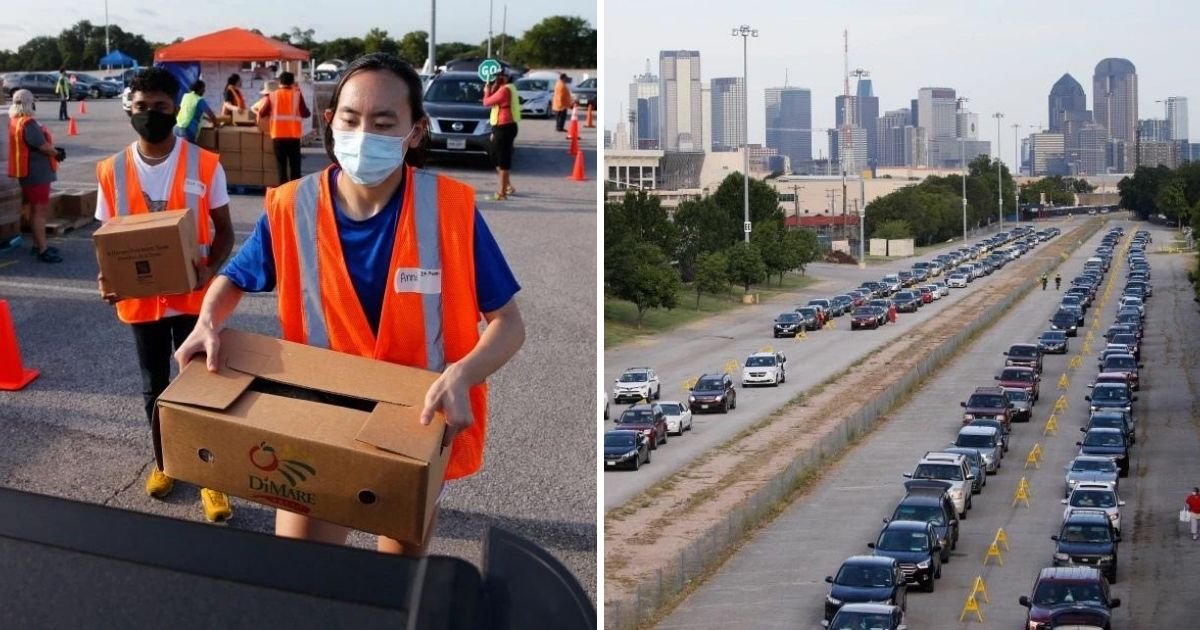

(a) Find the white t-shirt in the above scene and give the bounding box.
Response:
[95,140,230,220]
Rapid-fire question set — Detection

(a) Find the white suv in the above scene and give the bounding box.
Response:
[905,452,973,517]
[613,367,660,404]
[741,351,786,387]
[1062,481,1125,533]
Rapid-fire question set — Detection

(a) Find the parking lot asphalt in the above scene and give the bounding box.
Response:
[657,221,1198,628]
[603,219,1078,511]
[0,99,598,595]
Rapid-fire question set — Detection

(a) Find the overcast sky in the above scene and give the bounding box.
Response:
[604,0,1200,160]
[0,0,594,56]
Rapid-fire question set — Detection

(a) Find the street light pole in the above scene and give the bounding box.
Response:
[958,97,969,241]
[428,0,437,74]
[733,25,758,243]
[859,176,866,267]
[487,0,494,58]
[994,112,1004,229]
[105,0,110,57]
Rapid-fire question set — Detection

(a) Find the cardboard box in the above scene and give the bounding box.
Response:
[240,129,265,153]
[55,189,98,219]
[154,329,449,546]
[220,152,243,171]
[216,127,243,153]
[241,150,264,172]
[197,128,218,151]
[92,209,198,299]
[230,109,256,126]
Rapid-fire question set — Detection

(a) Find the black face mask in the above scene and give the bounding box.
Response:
[131,111,176,143]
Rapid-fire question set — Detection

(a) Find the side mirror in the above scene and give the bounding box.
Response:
[1132,396,1139,402]
[824,576,834,584]
[1085,395,1092,401]
[1061,499,1069,504]
[960,401,967,407]
[966,474,976,481]
[1115,534,1122,542]
[902,473,913,478]
[1051,535,1059,541]
[1119,500,1126,506]
[1002,351,1009,355]
[993,375,1000,380]
[867,542,876,549]
[1111,598,1121,608]
[820,622,830,629]
[1080,427,1087,433]
[1075,442,1083,446]
[1019,595,1032,608]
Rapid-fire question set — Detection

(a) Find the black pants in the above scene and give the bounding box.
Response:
[131,315,198,423]
[58,99,69,121]
[555,108,568,131]
[273,139,302,183]
[491,123,518,170]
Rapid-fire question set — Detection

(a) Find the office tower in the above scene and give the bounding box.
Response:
[829,127,867,172]
[1076,123,1109,175]
[658,50,703,151]
[701,81,712,152]
[957,111,979,139]
[766,86,812,170]
[1048,73,1087,134]
[629,63,659,149]
[709,77,745,152]
[856,79,879,167]
[1167,96,1189,141]
[917,87,957,139]
[1139,119,1170,143]
[910,99,919,126]
[1030,133,1066,175]
[877,108,910,167]
[1093,58,1138,144]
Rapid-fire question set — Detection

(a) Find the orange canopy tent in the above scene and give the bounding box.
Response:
[154,28,309,63]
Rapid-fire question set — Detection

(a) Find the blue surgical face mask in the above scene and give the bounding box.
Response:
[332,129,411,187]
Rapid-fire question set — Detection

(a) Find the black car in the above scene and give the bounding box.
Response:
[823,556,907,621]
[851,306,884,330]
[1085,383,1136,417]
[1084,410,1135,445]
[1076,427,1130,478]
[1110,333,1140,360]
[1049,310,1079,337]
[823,603,906,630]
[1038,330,1069,354]
[893,291,921,313]
[795,306,821,330]
[423,71,492,159]
[1004,343,1044,374]
[831,294,855,316]
[70,73,121,98]
[2,72,88,100]
[689,373,736,414]
[603,430,650,470]
[868,520,942,592]
[773,312,804,337]
[891,479,959,561]
[1052,511,1121,582]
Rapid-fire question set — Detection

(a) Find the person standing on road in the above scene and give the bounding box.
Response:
[7,89,62,263]
[174,52,525,557]
[1041,273,1048,290]
[552,73,572,132]
[94,67,236,522]
[483,73,520,200]
[255,71,309,183]
[55,67,70,121]
[1055,273,1061,290]
[174,80,220,144]
[222,73,247,117]
[1186,488,1200,540]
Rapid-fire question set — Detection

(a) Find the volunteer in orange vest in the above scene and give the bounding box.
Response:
[7,88,62,263]
[552,73,573,132]
[94,67,236,522]
[174,53,526,556]
[255,71,309,183]
[222,73,247,117]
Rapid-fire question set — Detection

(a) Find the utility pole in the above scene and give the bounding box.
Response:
[994,112,1004,230]
[1011,123,1020,177]
[958,97,969,242]
[501,4,507,58]
[105,0,110,57]
[791,184,804,216]
[859,176,866,267]
[732,25,758,243]
[428,0,437,74]
[487,0,494,58]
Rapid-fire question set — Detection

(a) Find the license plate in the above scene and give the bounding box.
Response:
[700,404,709,409]
[447,138,466,150]
[606,461,616,466]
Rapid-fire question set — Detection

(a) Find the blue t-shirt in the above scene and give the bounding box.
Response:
[222,168,520,334]
[183,99,213,137]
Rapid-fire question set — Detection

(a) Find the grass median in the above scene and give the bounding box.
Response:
[605,273,818,348]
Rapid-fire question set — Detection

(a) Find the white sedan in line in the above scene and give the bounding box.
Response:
[659,401,693,435]
[946,273,968,288]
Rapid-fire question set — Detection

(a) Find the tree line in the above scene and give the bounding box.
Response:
[0,17,595,72]
[605,173,821,326]
[1114,162,1200,301]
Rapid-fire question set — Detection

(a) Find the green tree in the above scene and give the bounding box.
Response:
[692,251,729,308]
[604,191,676,257]
[437,42,477,61]
[873,219,913,240]
[396,31,429,66]
[606,241,680,327]
[726,242,767,292]
[512,16,596,67]
[752,220,787,285]
[363,28,398,55]
[1118,165,1172,218]
[673,197,733,280]
[1156,179,1190,225]
[783,228,820,275]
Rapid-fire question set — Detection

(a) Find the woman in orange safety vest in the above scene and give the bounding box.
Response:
[7,89,62,262]
[174,53,526,556]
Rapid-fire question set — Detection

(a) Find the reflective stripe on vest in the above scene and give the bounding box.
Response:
[269,88,303,139]
[112,142,209,257]
[7,117,30,178]
[292,170,446,370]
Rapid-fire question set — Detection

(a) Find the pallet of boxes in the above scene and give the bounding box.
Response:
[44,188,98,235]
[198,114,280,190]
[0,177,21,247]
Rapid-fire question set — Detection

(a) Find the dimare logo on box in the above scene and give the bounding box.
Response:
[135,260,151,277]
[248,441,317,513]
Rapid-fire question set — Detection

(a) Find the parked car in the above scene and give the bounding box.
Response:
[893,290,920,313]
[1003,343,1044,373]
[1098,354,1142,390]
[70,72,121,98]
[773,311,804,337]
[995,366,1041,401]
[892,478,960,558]
[1062,481,1125,534]
[659,401,692,435]
[423,71,492,159]
[795,306,822,330]
[1085,409,1135,445]
[867,520,942,592]
[1076,427,1130,478]
[1085,383,1136,417]
[903,454,972,517]
[960,386,1014,427]
[1051,510,1121,582]
[1002,387,1033,422]
[823,556,907,621]
[2,72,87,100]
[615,404,668,449]
[851,306,885,330]
[689,372,736,414]
[822,603,907,630]
[942,447,987,493]
[603,430,650,470]
[569,76,596,109]
[741,351,786,387]
[968,418,1010,453]
[513,73,555,117]
[954,425,1003,476]
[1018,567,1120,630]
[612,367,660,403]
[1038,330,1069,354]
[1064,455,1120,498]
[1050,310,1079,336]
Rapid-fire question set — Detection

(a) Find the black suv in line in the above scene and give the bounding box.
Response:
[688,373,736,414]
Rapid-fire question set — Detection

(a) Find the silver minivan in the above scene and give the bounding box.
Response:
[954,426,1003,474]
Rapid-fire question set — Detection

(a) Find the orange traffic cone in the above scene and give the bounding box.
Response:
[78,100,87,115]
[0,300,39,390]
[567,107,579,140]
[568,131,579,156]
[569,149,587,182]
[67,117,78,136]
[585,104,594,128]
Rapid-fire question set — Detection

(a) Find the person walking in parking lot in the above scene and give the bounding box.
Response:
[256,71,309,183]
[1055,273,1062,290]
[552,73,572,132]
[7,89,62,263]
[1186,488,1200,540]
[483,73,521,200]
[1040,273,1048,290]
[55,67,70,121]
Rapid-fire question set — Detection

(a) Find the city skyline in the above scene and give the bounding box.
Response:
[604,0,1198,163]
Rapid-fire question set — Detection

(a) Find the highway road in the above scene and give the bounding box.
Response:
[603,221,1072,511]
[658,221,1199,628]
[0,99,597,594]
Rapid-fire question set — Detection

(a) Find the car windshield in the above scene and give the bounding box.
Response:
[1112,334,1137,346]
[893,503,946,526]
[1000,369,1034,382]
[827,612,894,630]
[853,308,876,317]
[695,378,723,391]
[1005,389,1029,402]
[514,79,550,91]
[1008,346,1037,357]
[1041,331,1066,341]
[1070,490,1117,509]
[1061,523,1112,543]
[605,433,636,448]
[876,530,929,552]
[618,410,654,424]
[659,403,682,414]
[1053,311,1074,322]
[967,394,1007,409]
[1071,459,1117,473]
[798,307,817,317]
[835,564,895,587]
[619,372,648,382]
[425,77,485,103]
[1033,582,1104,606]
[1092,387,1129,403]
[912,463,962,481]
[1117,313,1138,323]
[1089,416,1123,430]
[1104,357,1136,370]
[746,356,776,367]
[1083,432,1123,447]
[956,434,995,449]
[777,313,800,322]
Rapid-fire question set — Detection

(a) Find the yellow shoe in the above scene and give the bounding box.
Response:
[145,467,174,499]
[200,488,233,523]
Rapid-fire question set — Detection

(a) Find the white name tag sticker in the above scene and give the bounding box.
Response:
[184,178,207,197]
[394,268,442,294]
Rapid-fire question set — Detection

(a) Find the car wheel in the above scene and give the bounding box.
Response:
[925,576,936,592]
[959,509,967,520]
[644,448,651,464]
[633,455,640,471]
[90,88,100,99]
[661,432,667,445]
[655,386,661,400]
[721,401,729,414]
[731,395,736,410]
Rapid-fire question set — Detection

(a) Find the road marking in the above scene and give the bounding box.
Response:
[0,280,97,295]
[0,260,16,270]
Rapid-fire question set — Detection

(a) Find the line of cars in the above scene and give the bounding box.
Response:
[1014,225,1154,630]
[1,71,123,100]
[603,367,695,470]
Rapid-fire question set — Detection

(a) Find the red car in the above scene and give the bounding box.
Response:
[918,287,934,303]
[615,403,668,449]
[995,366,1040,401]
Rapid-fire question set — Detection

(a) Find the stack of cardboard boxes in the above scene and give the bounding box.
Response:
[11,187,97,235]
[197,125,279,188]
[0,177,22,241]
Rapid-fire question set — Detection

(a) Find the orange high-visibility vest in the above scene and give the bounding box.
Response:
[7,116,58,179]
[95,141,220,324]
[226,85,246,110]
[268,86,303,139]
[264,164,487,481]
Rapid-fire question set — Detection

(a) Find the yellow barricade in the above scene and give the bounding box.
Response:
[960,593,985,622]
[1012,477,1031,508]
[824,319,835,330]
[1058,373,1069,390]
[971,575,990,604]
[794,330,807,341]
[1069,355,1083,370]
[1054,395,1068,413]
[1083,341,1091,354]
[983,540,1004,566]
[1044,414,1059,436]
[994,528,1009,552]
[724,359,739,374]
[681,377,697,393]
[1024,443,1042,469]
